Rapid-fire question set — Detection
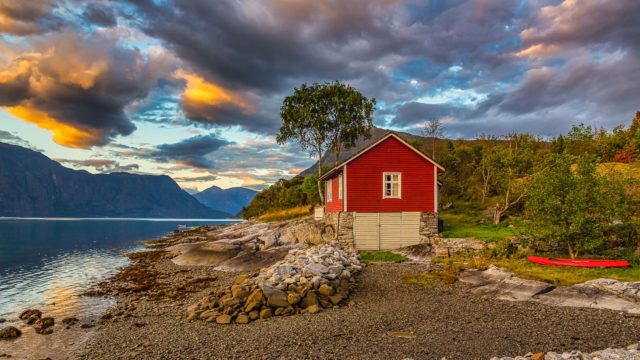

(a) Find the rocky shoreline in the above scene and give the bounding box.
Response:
[5,220,640,359]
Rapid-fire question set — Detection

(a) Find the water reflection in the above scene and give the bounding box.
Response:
[0,218,237,317]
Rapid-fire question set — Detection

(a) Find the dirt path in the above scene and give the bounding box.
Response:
[78,260,640,360]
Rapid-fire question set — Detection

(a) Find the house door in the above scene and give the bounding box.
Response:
[354,212,421,250]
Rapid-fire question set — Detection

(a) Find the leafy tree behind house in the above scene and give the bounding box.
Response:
[277,81,375,205]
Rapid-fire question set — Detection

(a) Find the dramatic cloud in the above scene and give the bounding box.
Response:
[0,130,39,149]
[0,0,61,35]
[82,3,117,27]
[172,174,218,183]
[150,133,233,169]
[3,0,640,187]
[57,158,140,173]
[519,0,640,56]
[0,32,170,148]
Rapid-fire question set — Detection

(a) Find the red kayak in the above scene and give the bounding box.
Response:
[527,256,630,268]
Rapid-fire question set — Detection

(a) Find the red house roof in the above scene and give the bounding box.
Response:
[319,132,445,181]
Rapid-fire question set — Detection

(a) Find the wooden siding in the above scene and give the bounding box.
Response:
[353,213,379,250]
[325,174,343,213]
[346,136,436,213]
[353,212,421,250]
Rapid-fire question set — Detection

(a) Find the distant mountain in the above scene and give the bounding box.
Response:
[194,186,257,216]
[302,127,425,175]
[0,142,230,218]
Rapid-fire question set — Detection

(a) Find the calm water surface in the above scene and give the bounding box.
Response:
[0,218,239,318]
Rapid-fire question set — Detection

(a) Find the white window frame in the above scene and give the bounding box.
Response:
[326,180,333,202]
[382,172,401,199]
[338,174,343,199]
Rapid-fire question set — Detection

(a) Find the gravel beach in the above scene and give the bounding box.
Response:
[77,249,640,360]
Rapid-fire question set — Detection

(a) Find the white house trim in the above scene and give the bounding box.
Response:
[382,172,402,199]
[433,165,438,212]
[343,165,348,211]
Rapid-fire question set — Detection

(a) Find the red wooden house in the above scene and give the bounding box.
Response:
[319,132,444,250]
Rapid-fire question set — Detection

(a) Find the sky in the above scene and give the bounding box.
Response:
[0,0,639,192]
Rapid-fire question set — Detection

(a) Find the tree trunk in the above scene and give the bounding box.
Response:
[493,206,502,225]
[432,136,436,159]
[317,147,325,205]
[567,242,576,259]
[333,145,340,167]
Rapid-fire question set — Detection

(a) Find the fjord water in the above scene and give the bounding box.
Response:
[0,218,238,318]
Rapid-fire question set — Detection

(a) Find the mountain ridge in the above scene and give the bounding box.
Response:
[194,186,257,216]
[0,142,230,218]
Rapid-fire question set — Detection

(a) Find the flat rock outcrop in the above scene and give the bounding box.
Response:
[432,237,487,258]
[459,266,555,301]
[165,218,335,271]
[459,266,640,314]
[492,343,640,360]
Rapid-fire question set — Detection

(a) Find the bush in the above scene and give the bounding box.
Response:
[491,237,516,259]
[243,174,320,219]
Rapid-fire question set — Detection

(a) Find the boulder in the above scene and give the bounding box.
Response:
[231,285,249,300]
[246,289,264,304]
[215,315,232,325]
[306,304,320,314]
[259,308,272,319]
[262,285,289,308]
[34,317,55,331]
[287,293,301,305]
[61,317,79,326]
[257,232,278,250]
[0,326,21,340]
[318,284,334,297]
[306,263,328,276]
[244,301,260,313]
[235,313,250,324]
[300,291,319,308]
[19,309,42,324]
[329,294,343,305]
[248,310,259,320]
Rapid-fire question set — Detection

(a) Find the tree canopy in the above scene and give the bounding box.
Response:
[277,81,375,204]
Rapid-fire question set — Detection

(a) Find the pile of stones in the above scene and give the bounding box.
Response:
[186,244,362,324]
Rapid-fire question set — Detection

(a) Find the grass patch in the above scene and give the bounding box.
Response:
[490,257,640,286]
[435,254,640,287]
[257,205,312,222]
[402,273,450,287]
[440,212,526,242]
[359,251,407,263]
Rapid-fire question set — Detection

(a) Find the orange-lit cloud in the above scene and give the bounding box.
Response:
[6,105,104,148]
[515,43,562,58]
[175,69,255,117]
[0,32,168,148]
[0,1,59,36]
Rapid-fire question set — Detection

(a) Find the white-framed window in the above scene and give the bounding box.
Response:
[382,172,401,199]
[338,174,343,199]
[326,180,333,201]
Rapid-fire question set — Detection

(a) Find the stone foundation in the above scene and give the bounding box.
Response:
[323,211,439,249]
[419,212,439,244]
[322,212,354,249]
